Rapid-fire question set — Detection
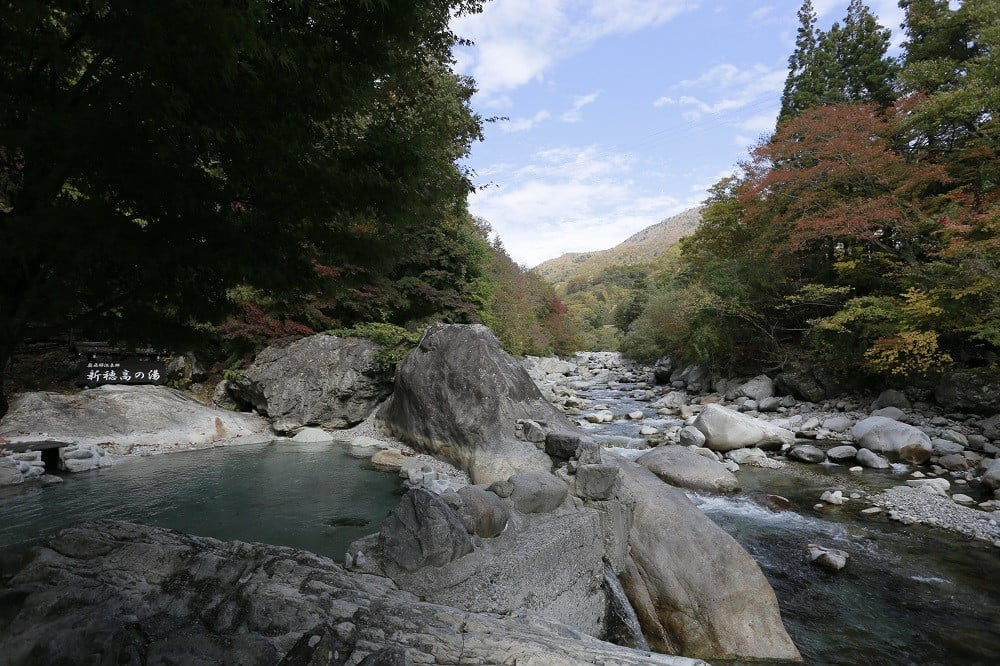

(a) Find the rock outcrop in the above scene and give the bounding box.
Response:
[380,324,570,484]
[605,452,802,662]
[0,521,703,665]
[0,385,268,456]
[227,334,393,433]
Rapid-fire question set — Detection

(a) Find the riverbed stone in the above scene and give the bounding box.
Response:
[980,458,1000,490]
[856,447,891,469]
[806,544,849,571]
[289,427,334,443]
[545,430,583,459]
[651,391,688,412]
[871,406,906,421]
[937,453,969,471]
[932,438,965,456]
[693,404,795,452]
[788,444,826,464]
[678,425,706,447]
[827,445,858,462]
[370,449,407,470]
[0,457,23,486]
[851,416,933,463]
[637,445,739,493]
[822,416,854,433]
[906,478,950,497]
[874,389,911,410]
[737,375,774,401]
[228,334,393,432]
[379,324,565,484]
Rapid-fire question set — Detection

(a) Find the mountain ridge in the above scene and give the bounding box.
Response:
[533,207,702,285]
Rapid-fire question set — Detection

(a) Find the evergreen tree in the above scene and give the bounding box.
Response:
[780,0,822,119]
[780,0,896,119]
[838,0,898,106]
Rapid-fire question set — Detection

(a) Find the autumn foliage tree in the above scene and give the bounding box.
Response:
[625,0,999,384]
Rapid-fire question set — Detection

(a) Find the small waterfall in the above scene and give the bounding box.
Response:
[603,561,650,651]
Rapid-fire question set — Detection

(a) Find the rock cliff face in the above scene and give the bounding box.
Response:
[379,324,570,484]
[0,521,705,666]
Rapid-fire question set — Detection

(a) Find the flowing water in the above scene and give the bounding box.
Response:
[0,440,402,579]
[581,381,1000,665]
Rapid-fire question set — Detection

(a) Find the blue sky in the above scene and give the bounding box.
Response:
[451,0,907,267]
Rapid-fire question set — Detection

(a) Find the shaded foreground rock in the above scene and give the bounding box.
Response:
[0,385,268,456]
[227,334,393,433]
[380,324,570,484]
[605,452,801,661]
[0,521,704,666]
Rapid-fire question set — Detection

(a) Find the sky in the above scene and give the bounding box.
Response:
[451,0,907,267]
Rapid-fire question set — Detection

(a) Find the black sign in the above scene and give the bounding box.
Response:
[78,359,167,386]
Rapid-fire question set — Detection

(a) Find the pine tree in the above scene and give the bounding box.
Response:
[838,0,898,106]
[780,0,897,120]
[780,0,822,120]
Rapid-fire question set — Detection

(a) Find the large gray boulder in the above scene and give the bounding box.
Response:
[228,334,393,432]
[693,404,795,452]
[851,416,933,463]
[380,324,568,484]
[637,445,739,492]
[0,385,268,455]
[605,452,801,661]
[0,521,702,665]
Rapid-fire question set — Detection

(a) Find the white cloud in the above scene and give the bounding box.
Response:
[560,92,600,123]
[452,1,697,99]
[468,144,693,267]
[751,6,775,21]
[499,110,552,133]
[653,63,786,119]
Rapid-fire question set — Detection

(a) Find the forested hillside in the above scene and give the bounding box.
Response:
[620,0,999,389]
